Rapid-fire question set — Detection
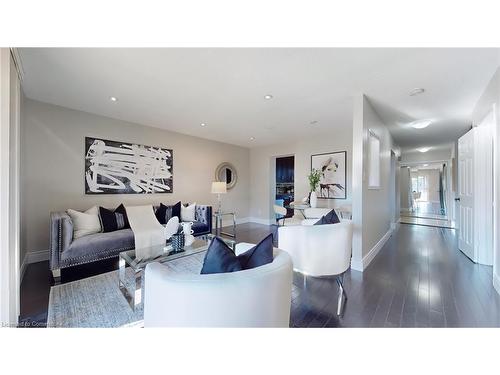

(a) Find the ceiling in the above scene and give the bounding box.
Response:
[18,48,499,148]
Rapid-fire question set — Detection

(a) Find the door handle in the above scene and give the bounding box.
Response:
[454,198,461,202]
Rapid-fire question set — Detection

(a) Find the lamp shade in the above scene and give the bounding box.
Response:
[211,181,227,194]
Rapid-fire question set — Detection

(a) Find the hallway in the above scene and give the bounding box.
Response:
[337,224,499,326]
[291,223,500,327]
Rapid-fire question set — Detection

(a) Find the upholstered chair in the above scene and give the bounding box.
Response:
[143,243,293,327]
[278,221,353,316]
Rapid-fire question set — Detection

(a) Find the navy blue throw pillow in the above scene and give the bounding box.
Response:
[99,205,129,233]
[171,201,181,220]
[200,237,242,274]
[200,234,274,275]
[155,203,174,225]
[237,233,274,270]
[314,209,341,225]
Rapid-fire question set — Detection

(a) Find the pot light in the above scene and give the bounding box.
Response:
[411,119,432,129]
[418,147,430,153]
[109,96,118,102]
[250,137,255,141]
[264,94,273,100]
[200,123,206,127]
[409,88,425,96]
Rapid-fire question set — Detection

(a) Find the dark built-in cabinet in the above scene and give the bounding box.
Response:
[275,156,295,218]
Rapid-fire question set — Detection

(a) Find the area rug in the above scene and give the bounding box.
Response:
[47,251,206,328]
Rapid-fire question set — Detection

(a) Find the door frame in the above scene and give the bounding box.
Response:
[400,159,453,220]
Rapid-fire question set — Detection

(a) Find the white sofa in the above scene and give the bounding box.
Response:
[143,243,293,327]
[278,221,353,315]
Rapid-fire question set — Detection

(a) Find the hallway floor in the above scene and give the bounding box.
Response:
[20,223,500,327]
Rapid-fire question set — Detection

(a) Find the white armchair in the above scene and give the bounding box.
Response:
[278,221,353,315]
[143,243,293,327]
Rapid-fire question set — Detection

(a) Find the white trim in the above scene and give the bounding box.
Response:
[9,48,24,82]
[247,217,273,226]
[351,226,394,272]
[20,255,28,283]
[493,272,500,296]
[25,249,49,264]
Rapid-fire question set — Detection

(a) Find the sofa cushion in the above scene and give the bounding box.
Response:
[191,221,209,235]
[61,229,134,262]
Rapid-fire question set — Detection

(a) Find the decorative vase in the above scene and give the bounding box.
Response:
[310,191,318,208]
[171,233,185,252]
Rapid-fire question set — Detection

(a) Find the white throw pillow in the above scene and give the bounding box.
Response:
[181,202,196,222]
[67,206,102,239]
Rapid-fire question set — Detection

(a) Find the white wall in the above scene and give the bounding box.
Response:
[249,132,352,223]
[20,99,251,259]
[352,94,399,271]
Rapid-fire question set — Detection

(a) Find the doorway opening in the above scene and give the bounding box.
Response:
[275,156,295,219]
[400,162,455,228]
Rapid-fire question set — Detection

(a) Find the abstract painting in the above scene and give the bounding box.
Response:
[311,151,347,199]
[85,137,173,194]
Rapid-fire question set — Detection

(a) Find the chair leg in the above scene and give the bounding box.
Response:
[336,275,347,316]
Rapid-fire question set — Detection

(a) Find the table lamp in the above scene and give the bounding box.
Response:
[211,181,227,214]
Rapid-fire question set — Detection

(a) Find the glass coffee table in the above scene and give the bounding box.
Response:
[119,234,235,310]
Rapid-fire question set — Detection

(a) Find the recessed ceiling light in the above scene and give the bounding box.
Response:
[409,88,425,96]
[310,120,318,125]
[418,147,430,153]
[411,119,432,129]
[250,137,255,141]
[264,94,273,100]
[200,123,206,127]
[109,96,118,102]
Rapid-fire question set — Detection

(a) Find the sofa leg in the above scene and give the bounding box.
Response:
[52,269,61,285]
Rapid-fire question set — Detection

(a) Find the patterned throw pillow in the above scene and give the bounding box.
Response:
[98,204,130,233]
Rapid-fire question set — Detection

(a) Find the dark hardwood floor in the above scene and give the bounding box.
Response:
[20,222,500,327]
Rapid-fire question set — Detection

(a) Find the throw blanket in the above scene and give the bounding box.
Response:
[126,205,165,250]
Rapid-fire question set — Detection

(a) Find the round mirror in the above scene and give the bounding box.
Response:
[215,162,238,190]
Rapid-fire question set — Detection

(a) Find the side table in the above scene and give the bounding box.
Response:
[213,211,236,238]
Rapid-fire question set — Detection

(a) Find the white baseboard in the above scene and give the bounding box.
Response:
[247,217,273,226]
[20,249,49,283]
[351,226,394,272]
[27,249,49,263]
[20,255,28,283]
[493,273,500,296]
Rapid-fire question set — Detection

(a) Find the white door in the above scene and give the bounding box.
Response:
[458,130,474,260]
[475,111,494,265]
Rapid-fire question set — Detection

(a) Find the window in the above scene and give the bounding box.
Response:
[368,130,380,188]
